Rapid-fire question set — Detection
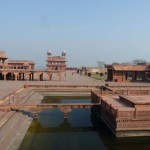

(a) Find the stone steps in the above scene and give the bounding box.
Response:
[0,113,28,149]
[19,90,35,104]
[0,112,22,142]
[0,111,15,128]
[16,88,33,103]
[8,88,35,104]
[7,116,32,150]
[0,112,6,119]
[0,88,31,105]
[25,91,40,104]
[0,88,36,149]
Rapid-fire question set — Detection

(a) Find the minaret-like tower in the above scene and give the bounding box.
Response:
[46,49,67,71]
[47,50,52,57]
[0,51,8,69]
[62,50,66,58]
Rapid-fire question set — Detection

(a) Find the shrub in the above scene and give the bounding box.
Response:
[88,73,91,77]
[100,73,104,76]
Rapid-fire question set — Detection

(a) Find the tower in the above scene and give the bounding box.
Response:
[47,50,52,57]
[0,51,8,69]
[62,50,66,58]
[46,50,67,71]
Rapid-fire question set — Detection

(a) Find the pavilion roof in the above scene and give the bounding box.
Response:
[0,51,8,59]
[108,64,146,71]
[7,60,35,64]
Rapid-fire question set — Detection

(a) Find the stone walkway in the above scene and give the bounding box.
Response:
[0,71,150,100]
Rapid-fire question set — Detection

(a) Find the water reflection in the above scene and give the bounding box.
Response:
[19,97,150,150]
[91,106,150,150]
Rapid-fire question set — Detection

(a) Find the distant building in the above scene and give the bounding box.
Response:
[66,67,77,71]
[7,60,35,70]
[106,63,150,82]
[0,51,8,69]
[46,50,66,71]
[0,51,35,70]
[0,50,65,81]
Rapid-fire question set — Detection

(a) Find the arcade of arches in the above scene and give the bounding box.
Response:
[0,50,66,81]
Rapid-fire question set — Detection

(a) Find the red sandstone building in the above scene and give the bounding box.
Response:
[106,63,150,82]
[46,50,66,71]
[0,51,8,69]
[7,60,35,70]
[0,51,35,70]
[0,50,66,81]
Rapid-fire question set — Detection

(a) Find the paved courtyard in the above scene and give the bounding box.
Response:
[0,71,150,100]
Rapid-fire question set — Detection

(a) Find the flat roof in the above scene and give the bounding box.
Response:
[101,96,134,111]
[106,64,147,71]
[120,95,150,107]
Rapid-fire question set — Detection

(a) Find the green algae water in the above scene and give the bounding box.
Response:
[19,96,150,150]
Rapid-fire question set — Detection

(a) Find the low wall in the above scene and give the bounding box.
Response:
[24,84,99,89]
[91,90,150,137]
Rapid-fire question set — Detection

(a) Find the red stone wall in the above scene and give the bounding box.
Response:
[46,56,66,71]
[91,89,150,137]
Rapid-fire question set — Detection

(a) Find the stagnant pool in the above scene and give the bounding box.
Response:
[19,96,150,150]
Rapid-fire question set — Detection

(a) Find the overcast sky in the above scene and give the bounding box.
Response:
[0,0,150,69]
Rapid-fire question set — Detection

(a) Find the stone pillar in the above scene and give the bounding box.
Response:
[25,73,29,81]
[21,73,24,80]
[37,73,41,81]
[132,72,136,81]
[112,70,116,81]
[122,71,126,81]
[19,73,21,80]
[58,72,62,81]
[18,73,20,80]
[49,73,53,81]
[2,72,7,80]
[142,72,146,81]
[60,107,72,118]
[14,73,18,81]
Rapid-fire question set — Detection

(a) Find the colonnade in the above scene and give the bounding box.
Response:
[0,70,63,81]
[107,70,147,82]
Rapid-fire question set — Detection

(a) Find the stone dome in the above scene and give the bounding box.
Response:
[47,50,52,56]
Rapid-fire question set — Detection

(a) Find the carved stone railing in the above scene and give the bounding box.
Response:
[0,103,100,118]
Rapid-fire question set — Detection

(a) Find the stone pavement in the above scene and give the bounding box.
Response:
[0,71,150,100]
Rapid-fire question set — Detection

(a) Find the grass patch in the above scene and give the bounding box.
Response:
[91,74,107,80]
